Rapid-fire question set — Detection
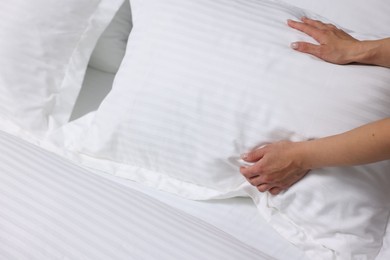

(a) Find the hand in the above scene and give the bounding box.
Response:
[239,141,310,195]
[287,17,360,65]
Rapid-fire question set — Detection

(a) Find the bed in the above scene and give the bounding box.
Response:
[1,0,390,259]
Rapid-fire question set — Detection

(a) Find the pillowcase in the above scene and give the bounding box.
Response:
[0,0,124,139]
[89,0,133,74]
[69,0,390,258]
[277,0,390,34]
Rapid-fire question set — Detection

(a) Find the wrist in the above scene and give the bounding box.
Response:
[290,141,313,171]
[351,40,381,65]
[293,140,321,171]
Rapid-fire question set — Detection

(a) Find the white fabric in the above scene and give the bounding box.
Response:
[89,0,132,74]
[0,0,123,138]
[0,130,271,260]
[93,169,308,260]
[278,0,390,34]
[377,220,390,259]
[66,0,390,259]
[70,66,115,121]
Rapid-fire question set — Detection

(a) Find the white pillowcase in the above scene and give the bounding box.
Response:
[0,0,123,138]
[70,0,390,258]
[278,0,390,34]
[89,0,132,74]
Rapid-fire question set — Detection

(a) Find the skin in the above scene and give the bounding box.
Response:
[239,17,390,195]
[287,17,390,68]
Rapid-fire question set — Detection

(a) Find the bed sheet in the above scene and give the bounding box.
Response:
[69,64,390,260]
[62,64,308,259]
[0,129,273,260]
[92,169,308,260]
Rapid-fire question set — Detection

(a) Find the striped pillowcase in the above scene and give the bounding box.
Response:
[0,0,123,138]
[280,0,390,35]
[70,0,390,258]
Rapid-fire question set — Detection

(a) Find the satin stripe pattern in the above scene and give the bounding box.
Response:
[0,130,271,260]
[69,0,390,259]
[0,0,122,137]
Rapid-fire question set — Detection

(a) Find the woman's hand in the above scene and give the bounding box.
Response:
[287,17,360,65]
[239,141,310,195]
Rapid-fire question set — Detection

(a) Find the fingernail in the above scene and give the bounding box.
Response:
[290,42,298,49]
[240,153,248,160]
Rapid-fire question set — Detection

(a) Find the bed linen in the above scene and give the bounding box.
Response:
[68,65,307,259]
[2,0,390,259]
[68,53,390,260]
[70,66,115,121]
[88,0,132,74]
[279,0,390,35]
[0,0,123,138]
[0,129,274,260]
[66,0,390,259]
[93,169,308,260]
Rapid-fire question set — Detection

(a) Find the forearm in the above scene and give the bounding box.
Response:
[298,118,390,169]
[353,38,390,68]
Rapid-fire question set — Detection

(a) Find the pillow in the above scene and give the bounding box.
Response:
[69,0,390,258]
[277,0,390,34]
[0,0,124,139]
[70,66,116,121]
[89,0,132,74]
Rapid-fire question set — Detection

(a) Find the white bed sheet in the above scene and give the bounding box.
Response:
[0,130,274,260]
[69,64,307,259]
[69,63,390,260]
[93,170,308,260]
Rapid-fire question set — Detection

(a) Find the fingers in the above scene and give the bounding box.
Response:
[269,187,282,195]
[257,184,283,195]
[240,165,261,179]
[246,176,274,193]
[288,17,323,56]
[240,147,266,163]
[242,171,290,195]
[290,41,321,57]
[288,17,338,45]
[245,174,267,186]
[257,184,270,193]
[288,17,335,31]
[287,18,323,42]
[300,17,334,30]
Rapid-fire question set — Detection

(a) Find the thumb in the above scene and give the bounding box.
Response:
[241,147,266,162]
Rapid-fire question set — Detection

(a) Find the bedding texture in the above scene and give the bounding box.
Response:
[89,0,132,74]
[0,0,123,138]
[66,0,390,259]
[0,130,271,260]
[71,66,116,121]
[280,0,390,35]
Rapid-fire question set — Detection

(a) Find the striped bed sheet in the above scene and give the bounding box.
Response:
[0,130,271,260]
[70,65,308,260]
[95,169,308,260]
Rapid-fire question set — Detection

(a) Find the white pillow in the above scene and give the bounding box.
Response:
[278,0,390,34]
[89,0,132,74]
[69,0,390,258]
[0,0,123,138]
